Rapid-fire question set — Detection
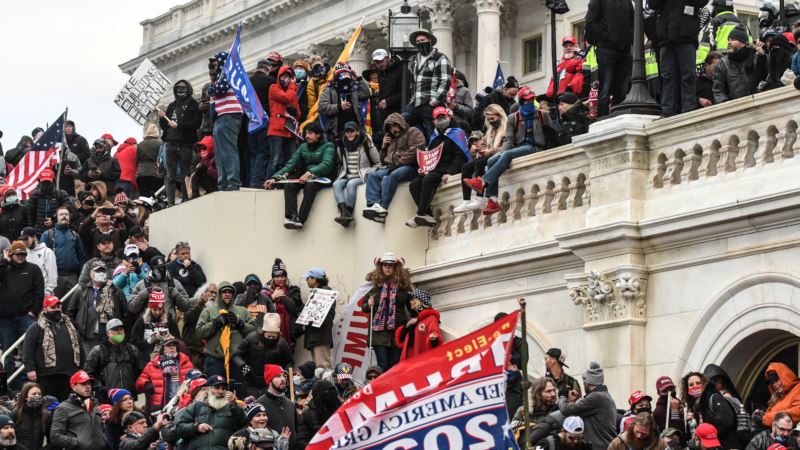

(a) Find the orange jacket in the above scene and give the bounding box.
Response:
[267,66,300,138]
[764,362,800,426]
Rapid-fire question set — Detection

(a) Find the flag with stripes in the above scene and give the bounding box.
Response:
[7,112,64,199]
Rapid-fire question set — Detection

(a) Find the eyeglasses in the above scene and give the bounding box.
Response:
[175,241,189,249]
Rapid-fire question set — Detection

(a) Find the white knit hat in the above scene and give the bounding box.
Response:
[262,313,281,333]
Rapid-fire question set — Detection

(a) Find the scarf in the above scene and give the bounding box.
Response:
[371,282,398,332]
[273,297,293,345]
[38,313,81,368]
[160,354,180,405]
[343,134,363,152]
[519,104,537,146]
[95,284,116,324]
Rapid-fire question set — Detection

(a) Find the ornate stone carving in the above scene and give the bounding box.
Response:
[474,0,504,13]
[569,269,648,324]
[375,15,390,41]
[500,0,518,37]
[425,0,455,29]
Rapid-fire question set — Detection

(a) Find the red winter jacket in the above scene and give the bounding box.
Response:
[115,138,138,185]
[267,66,300,138]
[546,57,585,99]
[194,135,217,180]
[136,352,194,409]
[395,308,443,361]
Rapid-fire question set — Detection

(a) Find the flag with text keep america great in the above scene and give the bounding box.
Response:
[307,311,521,450]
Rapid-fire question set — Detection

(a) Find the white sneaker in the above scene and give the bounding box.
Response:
[453,200,471,214]
[372,204,388,216]
[466,197,487,210]
[405,217,419,228]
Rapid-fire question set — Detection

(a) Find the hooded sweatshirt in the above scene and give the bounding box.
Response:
[114,138,138,185]
[160,80,202,144]
[381,113,425,168]
[195,281,257,359]
[195,136,217,179]
[764,362,800,426]
[27,241,58,294]
[268,66,301,138]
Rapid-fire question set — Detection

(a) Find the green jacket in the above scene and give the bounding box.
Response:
[175,400,246,450]
[272,141,336,179]
[196,281,257,360]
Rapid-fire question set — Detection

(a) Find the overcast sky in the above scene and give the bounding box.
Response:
[1,1,170,151]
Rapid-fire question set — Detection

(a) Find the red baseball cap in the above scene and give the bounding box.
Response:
[656,376,676,393]
[628,390,652,406]
[42,295,61,308]
[562,36,578,46]
[518,87,536,101]
[695,423,721,448]
[39,168,55,182]
[432,106,451,118]
[70,370,94,386]
[101,134,118,146]
[768,444,787,450]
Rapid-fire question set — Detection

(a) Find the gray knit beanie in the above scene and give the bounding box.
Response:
[582,361,604,385]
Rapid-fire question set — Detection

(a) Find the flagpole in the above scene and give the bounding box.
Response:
[56,108,68,191]
[519,297,531,449]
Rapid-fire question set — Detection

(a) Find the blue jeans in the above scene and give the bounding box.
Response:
[0,314,36,369]
[247,132,270,188]
[482,144,535,198]
[365,166,417,208]
[266,136,296,180]
[213,113,242,190]
[333,178,364,207]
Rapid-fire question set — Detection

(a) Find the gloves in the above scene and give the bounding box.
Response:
[241,365,251,376]
[144,382,156,396]
[226,312,242,329]
[213,315,228,329]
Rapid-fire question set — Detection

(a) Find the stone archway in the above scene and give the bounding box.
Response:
[673,272,800,395]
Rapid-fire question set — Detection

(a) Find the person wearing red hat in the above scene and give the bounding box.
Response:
[619,390,654,432]
[102,134,119,148]
[694,423,722,450]
[255,364,297,448]
[22,294,82,401]
[130,287,182,366]
[546,35,585,100]
[80,138,121,197]
[405,106,469,228]
[464,87,549,216]
[653,375,686,436]
[50,370,107,450]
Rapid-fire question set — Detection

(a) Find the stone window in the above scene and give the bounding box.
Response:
[572,20,586,46]
[523,34,543,74]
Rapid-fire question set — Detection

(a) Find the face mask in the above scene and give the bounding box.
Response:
[505,370,520,382]
[151,268,164,281]
[293,375,302,385]
[416,41,433,55]
[520,102,536,116]
[688,385,702,398]
[176,86,189,98]
[636,407,652,415]
[776,436,787,444]
[3,196,18,206]
[110,334,125,344]
[280,78,289,88]
[294,68,307,79]
[44,310,62,322]
[27,395,43,408]
[434,118,450,130]
[489,119,501,128]
[93,272,107,284]
[40,182,54,194]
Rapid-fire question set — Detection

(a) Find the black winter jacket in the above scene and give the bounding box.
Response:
[80,154,121,196]
[65,284,127,340]
[650,0,707,46]
[303,284,336,350]
[232,333,293,388]
[256,391,297,449]
[66,132,92,165]
[713,47,759,104]
[159,80,202,145]
[165,260,206,298]
[0,259,45,316]
[50,393,108,450]
[250,70,276,117]
[585,0,634,51]
[11,406,51,450]
[0,203,26,243]
[118,427,160,450]
[377,58,407,117]
[85,340,141,396]
[22,315,84,377]
[25,187,69,235]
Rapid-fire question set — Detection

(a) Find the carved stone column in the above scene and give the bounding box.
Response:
[349,32,374,76]
[474,0,503,90]
[426,0,455,61]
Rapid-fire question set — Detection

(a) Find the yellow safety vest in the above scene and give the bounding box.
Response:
[645,48,659,80]
[582,47,598,73]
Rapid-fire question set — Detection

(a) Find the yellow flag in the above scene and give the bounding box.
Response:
[300,16,366,131]
[219,309,232,382]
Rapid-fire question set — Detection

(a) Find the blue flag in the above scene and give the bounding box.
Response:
[224,26,267,134]
[493,62,505,90]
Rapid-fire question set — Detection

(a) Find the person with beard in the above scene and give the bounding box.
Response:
[694,423,724,450]
[50,370,108,450]
[318,63,370,141]
[67,261,127,355]
[464,87,549,217]
[763,363,800,427]
[264,259,303,352]
[10,383,51,450]
[704,364,752,447]
[228,402,291,450]
[454,104,507,214]
[0,241,45,371]
[333,121,380,227]
[713,25,759,103]
[373,49,405,119]
[406,106,469,228]
[608,413,667,450]
[0,415,26,450]
[118,410,170,450]
[165,241,206,298]
[264,123,336,230]
[534,416,593,450]
[256,365,297,449]
[196,281,256,380]
[403,29,452,138]
[395,288,441,361]
[362,254,411,371]
[158,80,201,206]
[25,168,69,236]
[127,255,192,319]
[265,66,300,183]
[362,113,424,223]
[558,361,618,450]
[40,207,85,298]
[620,391,654,432]
[64,120,91,165]
[516,377,561,447]
[136,337,194,416]
[19,226,57,296]
[235,274,275,329]
[78,235,121,288]
[130,289,181,366]
[296,379,341,448]
[183,283,217,368]
[545,348,581,400]
[681,371,738,450]
[746,412,792,450]
[80,139,121,196]
[22,295,83,401]
[330,362,363,402]
[233,313,292,398]
[547,36,585,100]
[0,186,27,243]
[472,77,520,130]
[176,374,246,450]
[85,319,141,401]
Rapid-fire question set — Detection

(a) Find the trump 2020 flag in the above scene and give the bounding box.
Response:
[224,26,266,134]
[493,62,505,90]
[308,311,521,450]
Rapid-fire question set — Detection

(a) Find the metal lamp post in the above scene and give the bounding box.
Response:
[388,0,420,110]
[546,0,571,99]
[610,0,661,116]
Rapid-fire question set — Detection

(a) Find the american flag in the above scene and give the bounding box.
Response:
[7,112,65,200]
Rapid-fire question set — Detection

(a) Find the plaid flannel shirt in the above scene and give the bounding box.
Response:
[409,50,451,107]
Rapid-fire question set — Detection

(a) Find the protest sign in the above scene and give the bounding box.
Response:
[417,143,443,174]
[114,59,170,125]
[297,288,339,327]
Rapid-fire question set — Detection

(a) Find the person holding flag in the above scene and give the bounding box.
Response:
[406,106,470,228]
[196,281,256,381]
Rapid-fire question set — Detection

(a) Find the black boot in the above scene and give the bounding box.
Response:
[342,205,354,225]
[334,203,349,227]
